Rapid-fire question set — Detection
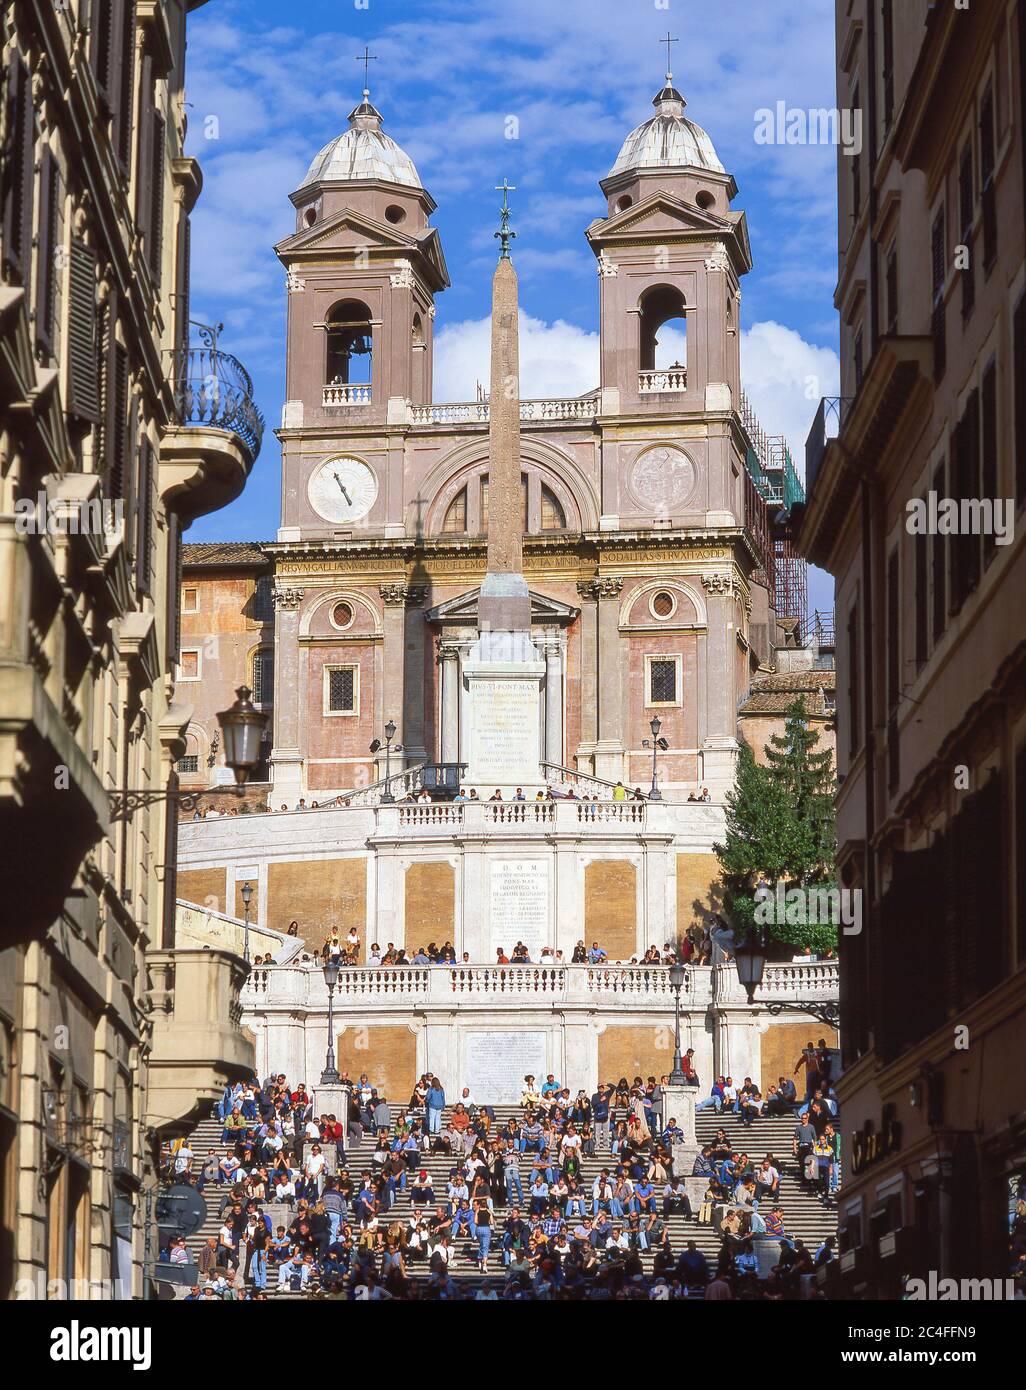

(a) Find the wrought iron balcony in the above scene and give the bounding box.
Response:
[804,396,853,501]
[170,345,265,464]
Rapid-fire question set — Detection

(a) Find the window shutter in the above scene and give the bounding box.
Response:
[135,52,153,250]
[66,237,101,423]
[175,213,191,353]
[91,0,117,107]
[116,1,137,172]
[34,147,60,356]
[108,340,129,499]
[149,110,165,284]
[1,52,35,286]
[135,437,153,595]
[165,511,181,670]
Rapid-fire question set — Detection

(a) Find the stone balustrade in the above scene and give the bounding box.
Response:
[638,368,688,392]
[322,383,372,406]
[241,960,831,1015]
[407,396,599,426]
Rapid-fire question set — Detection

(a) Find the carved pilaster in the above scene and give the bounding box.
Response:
[379,583,427,608]
[272,586,304,610]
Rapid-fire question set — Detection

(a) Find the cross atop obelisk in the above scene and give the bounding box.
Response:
[477,182,531,636]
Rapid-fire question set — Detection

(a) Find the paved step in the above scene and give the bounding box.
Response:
[172,1103,836,1295]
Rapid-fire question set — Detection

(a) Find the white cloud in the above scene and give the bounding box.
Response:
[741,320,840,474]
[433,312,599,402]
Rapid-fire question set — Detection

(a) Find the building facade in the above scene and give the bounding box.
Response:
[0,0,257,1298]
[801,0,1026,1297]
[260,75,805,805]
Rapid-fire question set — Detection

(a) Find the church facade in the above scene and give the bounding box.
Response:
[259,76,801,805]
[173,76,833,1101]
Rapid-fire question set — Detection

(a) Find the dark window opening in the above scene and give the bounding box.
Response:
[325,299,373,386]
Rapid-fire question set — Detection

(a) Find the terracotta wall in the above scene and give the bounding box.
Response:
[335,1024,418,1104]
[266,857,367,939]
[178,866,227,914]
[584,860,637,959]
[404,861,456,949]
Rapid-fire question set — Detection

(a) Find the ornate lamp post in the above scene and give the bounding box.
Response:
[109,685,268,821]
[372,720,403,803]
[668,961,688,1084]
[320,958,341,1085]
[641,716,670,801]
[240,881,253,964]
[736,924,839,1027]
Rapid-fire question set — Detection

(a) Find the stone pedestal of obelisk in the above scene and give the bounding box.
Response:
[464,237,545,796]
[663,1084,708,1207]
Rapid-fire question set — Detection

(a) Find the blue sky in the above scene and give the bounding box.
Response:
[184,0,839,614]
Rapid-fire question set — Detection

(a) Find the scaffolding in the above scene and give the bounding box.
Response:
[739,394,809,639]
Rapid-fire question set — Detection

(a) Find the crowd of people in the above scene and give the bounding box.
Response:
[160,1061,838,1301]
[192,778,718,819]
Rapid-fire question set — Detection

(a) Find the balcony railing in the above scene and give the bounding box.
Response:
[170,347,265,462]
[805,396,853,502]
[241,960,837,1014]
[638,368,687,393]
[323,383,372,407]
[407,396,599,425]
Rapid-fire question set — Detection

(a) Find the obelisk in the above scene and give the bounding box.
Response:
[463,182,545,793]
[478,185,531,636]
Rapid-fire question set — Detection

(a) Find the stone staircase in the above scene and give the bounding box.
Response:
[173,1104,836,1297]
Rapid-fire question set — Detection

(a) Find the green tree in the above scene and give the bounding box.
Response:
[715,698,838,955]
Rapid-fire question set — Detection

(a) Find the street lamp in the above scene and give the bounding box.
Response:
[321,957,341,1085]
[668,961,688,1084]
[641,716,670,801]
[240,881,253,964]
[734,927,767,1004]
[372,719,403,804]
[735,919,839,1026]
[109,685,269,820]
[215,686,269,784]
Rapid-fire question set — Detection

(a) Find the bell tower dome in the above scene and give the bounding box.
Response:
[276,84,449,432]
[587,66,751,415]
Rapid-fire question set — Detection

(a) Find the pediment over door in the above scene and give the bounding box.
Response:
[425,587,578,627]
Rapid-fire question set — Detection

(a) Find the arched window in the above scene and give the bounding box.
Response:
[252,646,274,706]
[481,475,528,532]
[540,484,566,531]
[442,488,467,534]
[325,299,373,385]
[176,734,200,776]
[412,312,425,349]
[639,285,687,373]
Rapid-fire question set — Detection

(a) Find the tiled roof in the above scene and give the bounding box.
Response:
[749,668,836,693]
[739,690,832,716]
[182,542,271,568]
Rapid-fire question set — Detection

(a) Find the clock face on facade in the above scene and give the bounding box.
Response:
[307,456,378,523]
[627,445,696,511]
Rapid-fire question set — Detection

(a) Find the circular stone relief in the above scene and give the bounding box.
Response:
[628,446,696,511]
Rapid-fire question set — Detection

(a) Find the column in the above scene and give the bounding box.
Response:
[544,638,563,767]
[269,586,304,804]
[700,573,740,792]
[439,643,460,763]
[576,582,599,770]
[594,576,624,782]
[401,588,428,763]
[379,585,409,767]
